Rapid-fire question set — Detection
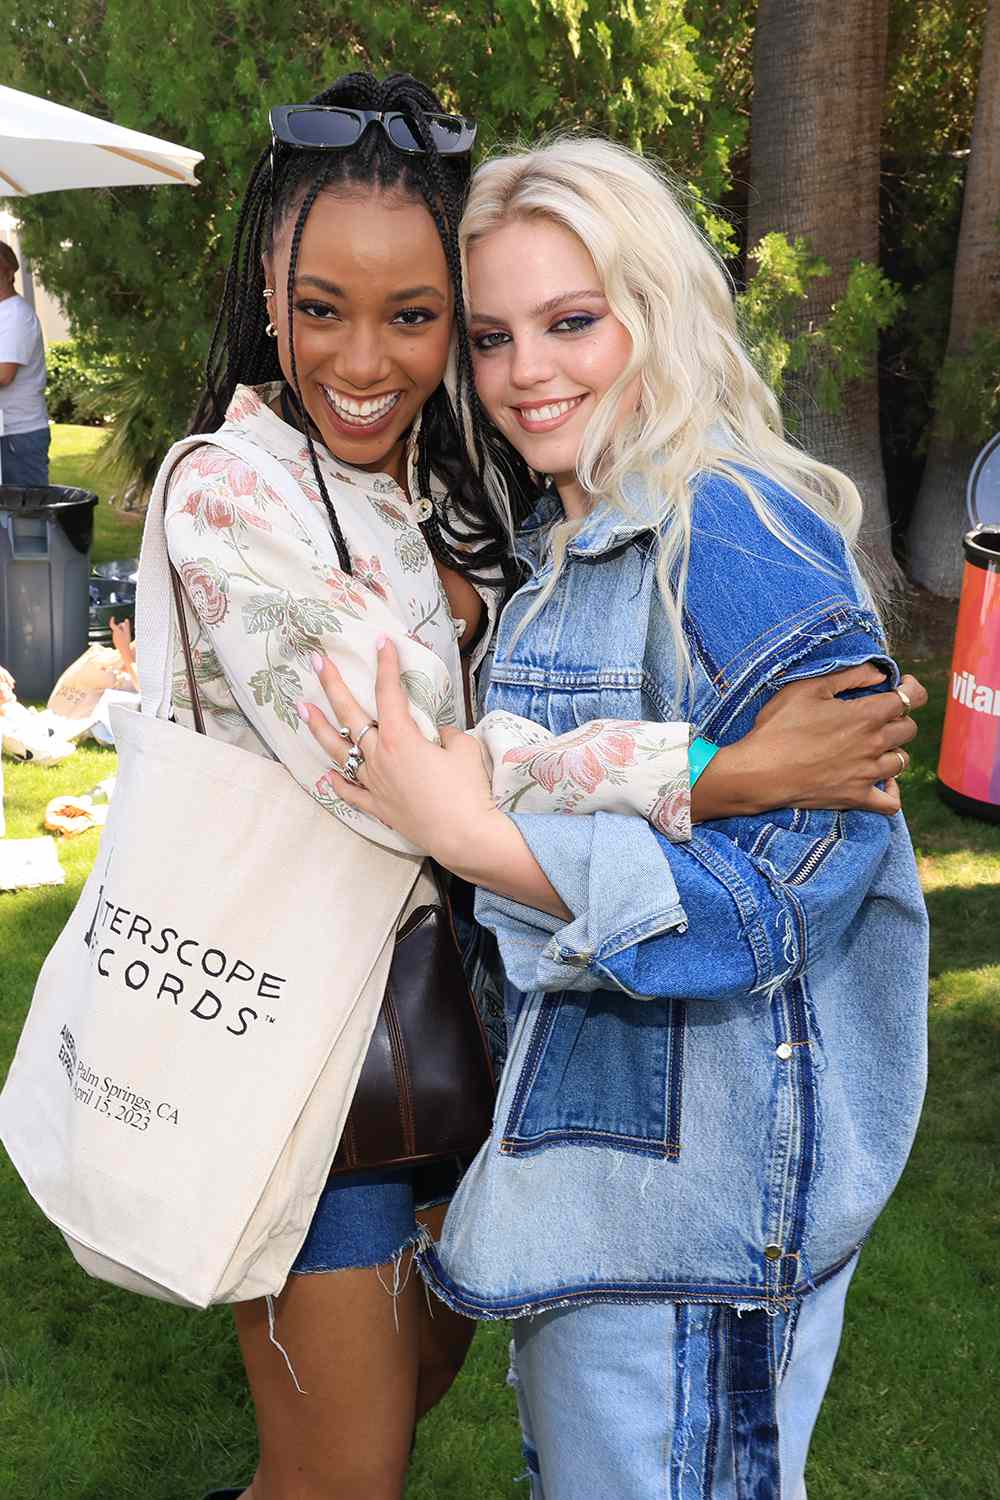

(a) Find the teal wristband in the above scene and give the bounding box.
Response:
[688,735,719,787]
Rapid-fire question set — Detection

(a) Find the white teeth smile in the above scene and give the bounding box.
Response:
[518,396,584,422]
[322,388,402,426]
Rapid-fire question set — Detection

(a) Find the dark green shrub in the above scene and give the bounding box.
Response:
[45,340,117,427]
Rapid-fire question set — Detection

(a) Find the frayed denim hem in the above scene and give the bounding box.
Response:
[290,1221,433,1279]
[416,1242,861,1323]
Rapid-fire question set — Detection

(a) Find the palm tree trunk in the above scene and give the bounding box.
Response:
[749,0,898,584]
[907,0,1000,597]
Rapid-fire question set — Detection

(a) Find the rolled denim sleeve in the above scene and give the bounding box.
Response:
[477,803,893,1001]
[596,807,892,1000]
[474,810,689,995]
[477,614,901,1002]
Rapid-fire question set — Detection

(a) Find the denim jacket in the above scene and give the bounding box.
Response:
[420,470,928,1318]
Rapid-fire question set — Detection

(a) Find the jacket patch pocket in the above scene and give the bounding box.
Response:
[500,991,685,1160]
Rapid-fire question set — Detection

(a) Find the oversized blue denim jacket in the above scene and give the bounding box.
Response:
[421,470,929,1319]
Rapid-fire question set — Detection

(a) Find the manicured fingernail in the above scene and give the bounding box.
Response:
[375,634,387,651]
[295,700,310,723]
[311,651,325,674]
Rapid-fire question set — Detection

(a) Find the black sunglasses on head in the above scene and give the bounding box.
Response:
[270,105,478,157]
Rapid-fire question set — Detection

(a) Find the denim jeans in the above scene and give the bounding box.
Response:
[0,426,50,486]
[508,1252,858,1499]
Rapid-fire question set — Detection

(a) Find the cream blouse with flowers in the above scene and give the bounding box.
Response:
[164,384,692,854]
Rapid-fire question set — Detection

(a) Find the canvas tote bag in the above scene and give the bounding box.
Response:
[0,431,426,1308]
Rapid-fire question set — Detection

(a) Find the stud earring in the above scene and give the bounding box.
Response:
[263,287,277,338]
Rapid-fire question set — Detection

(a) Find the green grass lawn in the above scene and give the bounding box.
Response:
[1,437,997,1495]
[48,423,144,568]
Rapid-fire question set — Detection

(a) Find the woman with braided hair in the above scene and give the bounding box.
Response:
[167,71,513,1500]
[164,71,925,1500]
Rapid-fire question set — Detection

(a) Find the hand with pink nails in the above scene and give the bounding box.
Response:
[299,638,571,920]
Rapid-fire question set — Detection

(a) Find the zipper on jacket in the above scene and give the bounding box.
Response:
[785,814,844,886]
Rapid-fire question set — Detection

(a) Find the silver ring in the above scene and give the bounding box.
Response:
[355,720,378,751]
[893,686,912,716]
[336,724,352,741]
[342,746,365,785]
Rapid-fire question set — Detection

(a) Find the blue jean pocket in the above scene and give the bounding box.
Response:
[500,990,685,1160]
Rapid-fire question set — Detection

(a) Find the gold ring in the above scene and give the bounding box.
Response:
[894,686,912,716]
[894,749,907,776]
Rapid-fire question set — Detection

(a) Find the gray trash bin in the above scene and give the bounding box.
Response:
[0,484,99,702]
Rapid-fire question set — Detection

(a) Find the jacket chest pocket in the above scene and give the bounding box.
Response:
[564,682,644,730]
[500,991,686,1161]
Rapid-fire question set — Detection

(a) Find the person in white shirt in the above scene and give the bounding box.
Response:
[0,240,50,486]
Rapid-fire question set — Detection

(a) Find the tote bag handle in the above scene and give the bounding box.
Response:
[137,431,335,726]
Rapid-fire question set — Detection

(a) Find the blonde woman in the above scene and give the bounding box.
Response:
[301,138,928,1498]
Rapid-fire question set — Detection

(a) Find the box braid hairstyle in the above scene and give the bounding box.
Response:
[190,71,531,593]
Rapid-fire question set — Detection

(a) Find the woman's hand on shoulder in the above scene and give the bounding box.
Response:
[692,664,928,821]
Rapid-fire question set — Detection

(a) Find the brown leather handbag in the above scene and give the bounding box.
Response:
[169,559,496,1179]
[330,864,497,1174]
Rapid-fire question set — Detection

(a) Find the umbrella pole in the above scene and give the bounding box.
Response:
[98,145,190,183]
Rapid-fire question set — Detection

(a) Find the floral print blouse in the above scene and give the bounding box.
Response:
[165,384,497,852]
[164,384,692,853]
[476,713,691,841]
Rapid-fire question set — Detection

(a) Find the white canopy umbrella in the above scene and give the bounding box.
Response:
[0,83,203,196]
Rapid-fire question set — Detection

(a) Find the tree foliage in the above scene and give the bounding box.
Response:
[738,233,828,396]
[881,0,991,459]
[933,332,1000,446]
[737,238,904,423]
[44,338,117,425]
[809,264,906,416]
[1,0,994,533]
[2,0,745,478]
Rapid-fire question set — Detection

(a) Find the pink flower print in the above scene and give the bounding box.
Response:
[322,569,370,614]
[284,460,324,506]
[370,496,409,530]
[293,446,357,490]
[502,722,638,796]
[226,387,264,424]
[185,447,259,498]
[314,768,344,809]
[351,553,391,602]
[648,784,691,839]
[180,559,229,626]
[180,487,271,534]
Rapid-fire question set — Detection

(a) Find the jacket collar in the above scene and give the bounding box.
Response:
[519,477,663,565]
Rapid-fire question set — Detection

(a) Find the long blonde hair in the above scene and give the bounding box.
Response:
[460,137,875,680]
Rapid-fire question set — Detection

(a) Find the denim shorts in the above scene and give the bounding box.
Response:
[290,1157,464,1275]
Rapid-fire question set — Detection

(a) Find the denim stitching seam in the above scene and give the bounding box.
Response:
[500,1126,680,1158]
[416,1244,861,1321]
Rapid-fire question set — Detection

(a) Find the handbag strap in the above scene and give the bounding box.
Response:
[168,559,206,737]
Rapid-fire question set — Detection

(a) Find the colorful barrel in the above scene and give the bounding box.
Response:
[937,527,1000,822]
